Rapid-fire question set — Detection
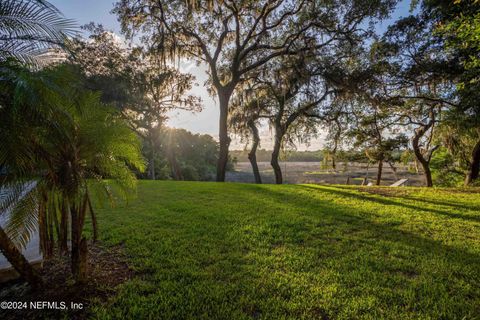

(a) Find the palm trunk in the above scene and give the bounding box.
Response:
[247,119,262,184]
[52,194,60,249]
[46,198,54,257]
[465,138,480,186]
[216,90,232,182]
[86,189,98,242]
[39,191,53,258]
[271,129,283,184]
[59,198,69,255]
[70,197,88,284]
[0,226,43,289]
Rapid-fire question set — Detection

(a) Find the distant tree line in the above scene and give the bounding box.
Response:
[139,127,235,181]
[230,149,323,162]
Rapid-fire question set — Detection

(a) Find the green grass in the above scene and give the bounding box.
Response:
[91,181,480,319]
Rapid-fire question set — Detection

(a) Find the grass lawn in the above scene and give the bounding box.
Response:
[90,181,480,319]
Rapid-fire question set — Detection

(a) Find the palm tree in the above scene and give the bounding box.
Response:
[0,60,52,288]
[33,66,145,282]
[0,0,74,288]
[0,63,145,285]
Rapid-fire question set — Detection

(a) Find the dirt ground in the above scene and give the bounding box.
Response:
[226,161,425,186]
[0,242,133,320]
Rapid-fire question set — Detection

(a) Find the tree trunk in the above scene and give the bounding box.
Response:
[412,127,434,187]
[77,237,88,282]
[271,129,283,184]
[247,119,262,184]
[465,138,480,186]
[51,195,61,250]
[46,198,54,257]
[167,149,183,181]
[148,138,156,180]
[388,161,398,181]
[376,160,383,186]
[332,138,338,171]
[59,198,69,255]
[216,90,232,182]
[70,199,88,284]
[0,226,43,289]
[86,189,98,242]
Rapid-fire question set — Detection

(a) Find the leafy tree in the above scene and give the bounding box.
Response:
[113,0,396,181]
[346,98,407,185]
[125,63,201,179]
[426,0,480,185]
[429,147,464,186]
[69,25,201,179]
[254,56,332,184]
[229,80,272,183]
[367,13,458,186]
[318,99,352,171]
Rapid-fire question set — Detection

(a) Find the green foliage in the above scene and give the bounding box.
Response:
[427,0,480,126]
[0,0,75,64]
[430,147,464,187]
[0,62,145,250]
[91,181,480,319]
[434,0,480,71]
[143,127,228,181]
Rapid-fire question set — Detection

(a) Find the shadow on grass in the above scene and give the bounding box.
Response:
[225,184,480,317]
[242,184,479,257]
[333,185,480,213]
[93,182,480,319]
[297,185,480,223]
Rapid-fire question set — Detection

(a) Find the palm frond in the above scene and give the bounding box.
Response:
[0,181,38,249]
[0,0,77,64]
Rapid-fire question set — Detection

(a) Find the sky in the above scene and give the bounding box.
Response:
[49,0,414,151]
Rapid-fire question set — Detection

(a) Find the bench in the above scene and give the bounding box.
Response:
[389,178,408,187]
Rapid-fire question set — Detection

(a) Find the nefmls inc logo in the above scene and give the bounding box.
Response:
[30,301,67,309]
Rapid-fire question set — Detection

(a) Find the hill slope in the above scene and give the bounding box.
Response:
[92,181,480,319]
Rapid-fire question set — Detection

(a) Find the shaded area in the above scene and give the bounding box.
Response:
[0,242,133,320]
[90,181,480,319]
